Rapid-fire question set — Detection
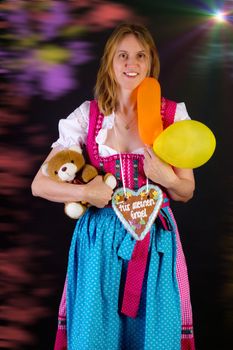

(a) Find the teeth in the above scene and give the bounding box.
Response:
[125,72,138,77]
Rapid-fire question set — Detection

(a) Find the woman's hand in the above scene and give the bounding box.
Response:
[143,147,195,202]
[83,176,114,208]
[143,147,177,188]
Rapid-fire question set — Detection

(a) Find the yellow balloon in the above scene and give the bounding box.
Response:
[153,120,216,168]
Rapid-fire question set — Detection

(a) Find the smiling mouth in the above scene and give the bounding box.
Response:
[124,72,139,77]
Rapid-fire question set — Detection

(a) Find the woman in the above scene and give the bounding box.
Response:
[32,23,195,350]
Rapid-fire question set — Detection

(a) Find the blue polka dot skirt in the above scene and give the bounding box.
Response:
[66,207,182,350]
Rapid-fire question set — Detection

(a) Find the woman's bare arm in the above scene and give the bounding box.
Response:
[31,148,113,208]
[143,147,195,202]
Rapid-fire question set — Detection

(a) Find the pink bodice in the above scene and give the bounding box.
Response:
[86,99,177,191]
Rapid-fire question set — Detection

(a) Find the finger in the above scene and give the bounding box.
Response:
[143,147,152,160]
[143,157,150,171]
[145,146,156,159]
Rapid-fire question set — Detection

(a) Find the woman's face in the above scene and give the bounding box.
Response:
[112,34,151,93]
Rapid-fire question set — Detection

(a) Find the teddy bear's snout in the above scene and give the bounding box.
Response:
[58,162,78,182]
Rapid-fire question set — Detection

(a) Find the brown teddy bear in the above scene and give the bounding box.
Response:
[41,145,117,219]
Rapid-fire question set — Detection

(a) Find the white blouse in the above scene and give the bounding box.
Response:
[52,100,191,156]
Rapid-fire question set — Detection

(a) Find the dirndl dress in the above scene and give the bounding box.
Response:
[54,99,195,350]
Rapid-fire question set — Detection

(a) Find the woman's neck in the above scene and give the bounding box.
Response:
[116,89,137,116]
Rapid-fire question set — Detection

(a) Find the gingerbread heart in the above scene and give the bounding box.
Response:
[112,184,163,241]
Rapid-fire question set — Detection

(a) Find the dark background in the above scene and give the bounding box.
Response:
[1,1,232,349]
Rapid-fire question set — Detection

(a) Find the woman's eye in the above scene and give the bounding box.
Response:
[137,53,146,59]
[119,53,127,59]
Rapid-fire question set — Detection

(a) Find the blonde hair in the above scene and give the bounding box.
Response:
[94,23,160,115]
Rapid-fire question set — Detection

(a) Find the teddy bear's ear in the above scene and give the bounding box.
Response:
[41,162,49,176]
[69,145,82,154]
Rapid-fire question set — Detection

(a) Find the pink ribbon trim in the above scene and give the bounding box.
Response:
[121,232,150,318]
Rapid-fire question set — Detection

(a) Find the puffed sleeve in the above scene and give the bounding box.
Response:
[174,102,191,122]
[51,100,90,148]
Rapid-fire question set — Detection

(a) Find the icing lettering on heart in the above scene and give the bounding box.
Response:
[112,184,163,241]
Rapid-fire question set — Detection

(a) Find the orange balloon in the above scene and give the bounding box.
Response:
[137,77,163,145]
